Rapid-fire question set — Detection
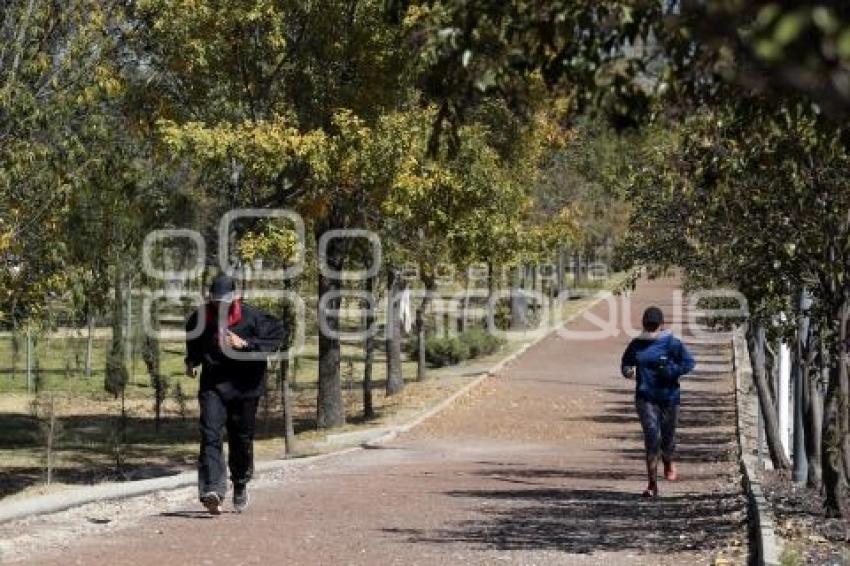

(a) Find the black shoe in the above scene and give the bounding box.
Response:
[233,483,249,513]
[200,492,223,515]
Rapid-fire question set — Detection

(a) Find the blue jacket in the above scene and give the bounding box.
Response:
[621,331,696,405]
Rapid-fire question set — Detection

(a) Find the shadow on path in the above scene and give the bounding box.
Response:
[384,340,744,557]
[385,487,745,555]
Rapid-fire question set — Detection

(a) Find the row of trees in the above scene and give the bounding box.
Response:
[0,2,623,433]
[616,4,850,519]
[11,0,847,519]
[393,0,850,519]
[619,93,850,513]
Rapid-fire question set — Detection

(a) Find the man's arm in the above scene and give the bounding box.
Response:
[246,311,287,353]
[185,310,202,376]
[621,341,637,379]
[669,338,696,378]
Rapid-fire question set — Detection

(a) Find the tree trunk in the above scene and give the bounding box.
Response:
[26,326,33,395]
[415,275,436,381]
[510,266,527,330]
[459,271,470,334]
[10,303,18,381]
[839,301,850,485]
[792,291,811,484]
[574,253,582,287]
[557,248,565,294]
[531,264,538,325]
[385,267,404,396]
[531,263,538,294]
[749,321,792,470]
[822,241,848,516]
[765,338,779,412]
[142,297,164,431]
[806,332,829,488]
[804,381,824,488]
[278,277,295,428]
[85,304,94,378]
[106,264,128,399]
[487,261,496,307]
[362,275,376,419]
[804,322,824,488]
[45,394,55,485]
[822,363,847,517]
[126,275,134,384]
[416,308,427,381]
[316,233,345,429]
[280,360,296,455]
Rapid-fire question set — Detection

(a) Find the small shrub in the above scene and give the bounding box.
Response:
[493,301,512,331]
[172,382,189,420]
[408,328,506,368]
[424,335,470,367]
[461,328,503,358]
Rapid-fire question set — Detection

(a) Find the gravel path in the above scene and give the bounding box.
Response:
[2,277,748,565]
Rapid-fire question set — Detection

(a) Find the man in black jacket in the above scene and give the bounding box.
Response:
[185,274,286,514]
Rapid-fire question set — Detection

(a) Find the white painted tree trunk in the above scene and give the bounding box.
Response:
[779,341,792,459]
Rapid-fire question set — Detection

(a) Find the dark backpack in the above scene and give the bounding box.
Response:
[651,336,678,387]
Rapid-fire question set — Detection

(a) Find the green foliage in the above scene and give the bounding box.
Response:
[408,1,850,130]
[406,328,505,367]
[0,1,128,323]
[616,98,850,324]
[405,1,664,136]
[424,334,469,367]
[380,105,545,277]
[238,221,300,266]
[529,120,635,263]
[460,327,503,358]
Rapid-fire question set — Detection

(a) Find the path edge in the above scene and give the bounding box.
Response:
[732,327,783,566]
[0,291,612,526]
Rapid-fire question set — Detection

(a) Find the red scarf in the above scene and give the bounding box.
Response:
[205,299,243,345]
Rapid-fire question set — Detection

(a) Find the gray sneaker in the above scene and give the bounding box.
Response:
[200,492,223,515]
[233,483,249,513]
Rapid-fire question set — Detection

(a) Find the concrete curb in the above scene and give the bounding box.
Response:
[0,291,612,525]
[732,327,783,566]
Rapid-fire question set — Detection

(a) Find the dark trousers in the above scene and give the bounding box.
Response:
[198,389,259,498]
[636,397,679,461]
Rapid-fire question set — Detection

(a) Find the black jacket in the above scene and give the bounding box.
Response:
[185,301,286,399]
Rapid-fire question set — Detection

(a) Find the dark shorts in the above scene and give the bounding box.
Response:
[636,397,679,459]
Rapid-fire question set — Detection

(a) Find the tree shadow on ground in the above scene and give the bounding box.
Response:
[583,387,737,430]
[388,357,746,556]
[0,408,321,498]
[469,466,724,483]
[159,510,216,519]
[384,487,746,555]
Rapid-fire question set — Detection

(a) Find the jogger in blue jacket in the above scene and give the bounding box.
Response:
[621,306,696,497]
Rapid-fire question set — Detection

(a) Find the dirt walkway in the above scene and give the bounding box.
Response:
[4,277,748,565]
